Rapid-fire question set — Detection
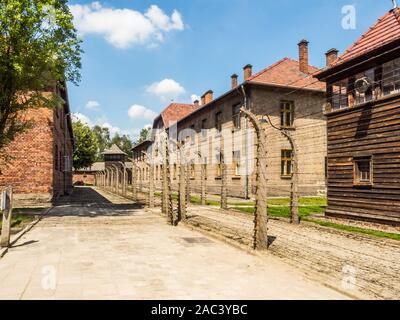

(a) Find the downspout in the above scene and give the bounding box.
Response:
[241,85,250,199]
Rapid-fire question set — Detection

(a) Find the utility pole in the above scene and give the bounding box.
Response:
[161,130,174,225]
[142,151,154,209]
[197,151,206,206]
[132,159,137,201]
[240,107,268,250]
[178,142,187,221]
[220,136,228,210]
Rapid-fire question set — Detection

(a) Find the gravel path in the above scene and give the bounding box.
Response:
[183,206,400,300]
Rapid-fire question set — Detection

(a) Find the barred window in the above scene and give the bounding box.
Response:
[233,151,241,176]
[354,157,372,185]
[281,150,293,177]
[280,101,294,127]
[232,103,241,130]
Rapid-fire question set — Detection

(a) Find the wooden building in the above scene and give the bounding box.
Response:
[315,7,400,224]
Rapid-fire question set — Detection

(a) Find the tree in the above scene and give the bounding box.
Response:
[111,133,133,155]
[72,121,98,170]
[135,127,151,145]
[0,0,82,152]
[92,125,111,161]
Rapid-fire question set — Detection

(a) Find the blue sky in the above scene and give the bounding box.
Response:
[67,0,393,140]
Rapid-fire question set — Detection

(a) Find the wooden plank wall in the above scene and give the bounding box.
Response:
[326,96,400,224]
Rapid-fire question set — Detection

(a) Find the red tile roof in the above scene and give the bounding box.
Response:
[160,103,199,127]
[331,8,400,67]
[248,58,325,91]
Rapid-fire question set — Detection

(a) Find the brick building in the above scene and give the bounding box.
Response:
[315,7,400,224]
[0,85,74,207]
[139,41,328,198]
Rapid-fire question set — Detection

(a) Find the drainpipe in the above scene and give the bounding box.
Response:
[241,85,250,200]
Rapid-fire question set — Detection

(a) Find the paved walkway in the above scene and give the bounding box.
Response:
[0,187,347,300]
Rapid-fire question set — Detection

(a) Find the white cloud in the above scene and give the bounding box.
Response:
[147,78,185,101]
[190,94,201,104]
[85,100,100,109]
[128,105,158,121]
[145,5,184,32]
[69,2,184,49]
[72,112,153,140]
[72,112,93,126]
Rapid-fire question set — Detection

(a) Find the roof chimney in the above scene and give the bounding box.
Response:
[201,94,206,106]
[298,39,309,74]
[194,100,199,108]
[204,90,213,104]
[325,48,339,67]
[231,74,238,89]
[243,64,253,81]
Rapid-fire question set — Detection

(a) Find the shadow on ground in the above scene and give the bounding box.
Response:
[44,187,145,218]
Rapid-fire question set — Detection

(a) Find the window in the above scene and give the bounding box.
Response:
[173,164,177,179]
[354,157,372,185]
[215,153,222,177]
[233,151,241,176]
[280,101,294,127]
[354,69,375,104]
[201,119,207,139]
[382,58,400,96]
[331,79,349,111]
[215,112,222,132]
[232,103,241,129]
[281,150,293,177]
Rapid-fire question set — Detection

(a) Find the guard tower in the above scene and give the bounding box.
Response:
[102,144,127,166]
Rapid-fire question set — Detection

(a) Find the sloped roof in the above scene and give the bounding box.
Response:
[102,144,127,155]
[248,58,325,91]
[158,103,200,128]
[332,8,400,67]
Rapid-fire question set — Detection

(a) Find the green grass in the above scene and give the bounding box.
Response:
[0,212,37,231]
[233,204,326,218]
[232,205,399,241]
[303,218,400,241]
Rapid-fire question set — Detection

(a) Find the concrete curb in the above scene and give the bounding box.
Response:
[0,207,53,259]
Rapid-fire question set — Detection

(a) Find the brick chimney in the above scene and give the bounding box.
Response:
[243,64,253,81]
[194,100,200,108]
[201,94,206,105]
[325,48,339,67]
[204,90,213,104]
[231,74,238,89]
[298,40,309,74]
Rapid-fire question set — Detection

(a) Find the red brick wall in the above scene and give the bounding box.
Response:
[0,104,73,206]
[73,173,95,185]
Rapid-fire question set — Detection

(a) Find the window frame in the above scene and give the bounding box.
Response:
[215,111,223,132]
[281,149,293,178]
[232,103,241,130]
[233,150,241,177]
[353,156,373,186]
[280,101,295,128]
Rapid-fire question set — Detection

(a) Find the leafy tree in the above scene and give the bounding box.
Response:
[0,0,82,152]
[72,121,98,170]
[135,127,151,145]
[111,133,133,155]
[92,125,111,161]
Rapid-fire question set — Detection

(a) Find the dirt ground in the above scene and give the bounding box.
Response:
[179,205,400,300]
